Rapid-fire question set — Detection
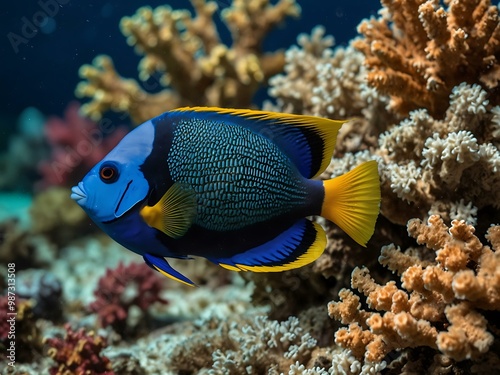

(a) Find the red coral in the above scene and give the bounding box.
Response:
[46,323,114,375]
[37,101,128,189]
[89,262,168,334]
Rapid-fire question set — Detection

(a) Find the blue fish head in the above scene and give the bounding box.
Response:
[71,161,149,222]
[71,120,155,223]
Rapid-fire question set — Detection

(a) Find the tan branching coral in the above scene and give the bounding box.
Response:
[76,0,299,124]
[328,215,499,362]
[354,0,500,118]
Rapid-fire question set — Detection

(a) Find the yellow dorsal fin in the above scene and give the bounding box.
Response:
[140,183,196,239]
[170,106,348,178]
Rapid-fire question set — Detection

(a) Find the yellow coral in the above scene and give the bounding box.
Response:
[76,0,299,125]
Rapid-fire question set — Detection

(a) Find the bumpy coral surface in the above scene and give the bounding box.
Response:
[375,83,500,225]
[89,262,168,335]
[328,215,500,363]
[45,324,114,375]
[354,0,500,118]
[76,0,300,124]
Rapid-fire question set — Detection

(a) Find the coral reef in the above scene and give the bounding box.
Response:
[167,314,317,374]
[89,262,168,335]
[266,26,374,120]
[4,1,500,374]
[45,323,114,375]
[268,4,500,228]
[354,0,500,118]
[75,0,300,124]
[49,235,137,309]
[375,83,500,225]
[36,101,128,189]
[328,215,500,363]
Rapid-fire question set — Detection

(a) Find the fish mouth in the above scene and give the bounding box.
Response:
[71,182,87,206]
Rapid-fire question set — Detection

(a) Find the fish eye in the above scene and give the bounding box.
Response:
[99,163,119,183]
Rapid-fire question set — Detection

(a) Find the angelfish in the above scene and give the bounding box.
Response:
[71,107,380,286]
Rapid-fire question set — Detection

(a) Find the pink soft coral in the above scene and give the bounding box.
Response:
[45,323,114,375]
[89,262,168,334]
[37,101,128,189]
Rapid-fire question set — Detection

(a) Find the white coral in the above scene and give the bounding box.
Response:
[387,161,422,202]
[422,133,445,168]
[491,106,500,140]
[449,83,489,116]
[449,200,478,225]
[286,362,328,375]
[329,349,386,375]
[440,131,480,164]
[422,131,480,186]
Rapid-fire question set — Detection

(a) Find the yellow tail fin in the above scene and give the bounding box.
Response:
[321,160,380,247]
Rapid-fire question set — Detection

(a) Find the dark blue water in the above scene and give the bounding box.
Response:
[0,0,379,123]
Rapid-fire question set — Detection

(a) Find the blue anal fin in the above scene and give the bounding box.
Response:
[212,219,326,272]
[143,253,196,287]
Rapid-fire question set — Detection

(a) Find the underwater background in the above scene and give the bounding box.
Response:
[1,0,500,374]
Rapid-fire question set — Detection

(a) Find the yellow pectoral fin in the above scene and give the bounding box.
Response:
[140,182,197,238]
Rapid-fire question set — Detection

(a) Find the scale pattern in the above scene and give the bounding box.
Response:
[167,119,308,231]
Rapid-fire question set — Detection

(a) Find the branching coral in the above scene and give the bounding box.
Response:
[168,314,317,373]
[76,0,300,124]
[354,0,500,118]
[45,323,114,375]
[265,26,391,152]
[322,82,500,226]
[266,3,500,229]
[328,215,500,363]
[30,187,92,247]
[89,262,168,335]
[374,83,500,224]
[267,26,366,118]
